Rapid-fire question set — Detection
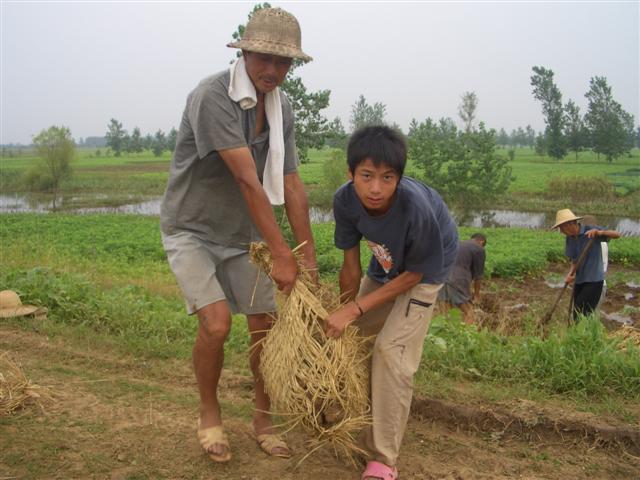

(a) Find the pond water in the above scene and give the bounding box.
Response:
[1,193,639,236]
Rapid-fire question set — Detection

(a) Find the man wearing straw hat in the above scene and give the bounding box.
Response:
[552,208,620,320]
[160,7,316,463]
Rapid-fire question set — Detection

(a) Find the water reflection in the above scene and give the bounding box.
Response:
[1,193,639,236]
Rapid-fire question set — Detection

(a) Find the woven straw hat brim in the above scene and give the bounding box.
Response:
[227,40,312,62]
[0,304,39,319]
[552,214,583,229]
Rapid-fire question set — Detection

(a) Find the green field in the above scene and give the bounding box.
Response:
[2,147,639,216]
[1,214,639,407]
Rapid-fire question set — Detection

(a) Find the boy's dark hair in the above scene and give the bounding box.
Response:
[347,125,407,176]
[471,233,487,244]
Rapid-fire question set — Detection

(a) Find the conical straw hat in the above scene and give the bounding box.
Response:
[0,290,39,319]
[227,8,312,62]
[552,209,583,229]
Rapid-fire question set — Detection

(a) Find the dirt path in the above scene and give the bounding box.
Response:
[2,327,638,480]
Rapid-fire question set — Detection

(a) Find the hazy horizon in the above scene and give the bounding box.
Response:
[1,1,638,145]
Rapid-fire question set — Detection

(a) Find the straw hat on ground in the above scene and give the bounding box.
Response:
[0,290,40,319]
[552,208,583,229]
[227,8,312,62]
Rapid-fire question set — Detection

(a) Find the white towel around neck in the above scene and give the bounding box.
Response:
[228,56,285,205]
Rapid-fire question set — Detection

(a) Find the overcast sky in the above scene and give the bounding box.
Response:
[1,1,638,145]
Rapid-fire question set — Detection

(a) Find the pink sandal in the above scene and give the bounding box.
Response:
[361,460,398,480]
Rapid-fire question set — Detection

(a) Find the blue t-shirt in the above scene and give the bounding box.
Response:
[333,176,459,284]
[565,224,609,284]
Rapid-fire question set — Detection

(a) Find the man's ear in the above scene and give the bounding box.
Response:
[347,169,353,181]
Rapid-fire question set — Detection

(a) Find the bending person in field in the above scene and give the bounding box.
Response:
[438,232,486,324]
[160,8,317,463]
[324,126,458,480]
[553,208,620,321]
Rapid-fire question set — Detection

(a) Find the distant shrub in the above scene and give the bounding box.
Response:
[547,175,615,202]
[322,149,348,193]
[23,165,55,192]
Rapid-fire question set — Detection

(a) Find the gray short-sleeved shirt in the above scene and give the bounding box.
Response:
[160,70,298,248]
[444,239,485,299]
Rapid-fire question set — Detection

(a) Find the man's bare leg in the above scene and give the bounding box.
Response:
[460,302,475,324]
[247,313,289,456]
[194,300,232,457]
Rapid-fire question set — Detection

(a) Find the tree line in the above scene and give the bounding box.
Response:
[530,66,637,162]
[105,119,178,158]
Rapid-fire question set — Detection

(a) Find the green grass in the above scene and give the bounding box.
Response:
[420,315,640,398]
[497,148,640,194]
[1,213,639,413]
[2,146,638,217]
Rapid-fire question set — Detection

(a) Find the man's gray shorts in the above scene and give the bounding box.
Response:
[162,231,276,315]
[437,283,470,306]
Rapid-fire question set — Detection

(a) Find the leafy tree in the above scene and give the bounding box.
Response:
[620,110,636,155]
[534,133,546,156]
[105,118,127,157]
[496,128,509,147]
[30,126,75,208]
[564,100,587,160]
[143,133,154,151]
[284,76,331,162]
[231,3,331,163]
[325,116,348,149]
[152,130,166,157]
[167,127,178,153]
[349,95,387,132]
[525,125,536,147]
[458,91,478,133]
[128,127,144,154]
[530,66,566,159]
[584,76,633,162]
[407,117,512,208]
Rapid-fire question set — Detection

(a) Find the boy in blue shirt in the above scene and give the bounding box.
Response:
[325,126,458,480]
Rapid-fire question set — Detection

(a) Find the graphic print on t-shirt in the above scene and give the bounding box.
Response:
[366,240,394,273]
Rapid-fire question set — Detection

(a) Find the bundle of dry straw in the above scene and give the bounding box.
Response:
[1,351,49,416]
[250,242,371,464]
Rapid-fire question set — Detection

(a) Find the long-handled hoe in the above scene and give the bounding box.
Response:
[539,238,595,335]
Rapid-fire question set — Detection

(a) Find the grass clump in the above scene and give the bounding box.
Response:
[0,266,252,361]
[547,175,616,202]
[420,316,640,398]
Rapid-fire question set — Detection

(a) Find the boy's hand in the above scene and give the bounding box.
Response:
[325,302,360,338]
[270,251,298,295]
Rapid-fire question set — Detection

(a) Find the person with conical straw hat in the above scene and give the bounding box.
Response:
[552,208,620,321]
[160,7,316,463]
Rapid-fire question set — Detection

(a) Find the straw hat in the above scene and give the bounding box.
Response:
[0,290,39,318]
[227,8,312,62]
[552,209,583,229]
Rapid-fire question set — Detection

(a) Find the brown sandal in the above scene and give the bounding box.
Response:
[197,422,231,463]
[255,433,291,458]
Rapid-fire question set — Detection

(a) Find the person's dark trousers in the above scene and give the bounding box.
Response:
[572,281,604,320]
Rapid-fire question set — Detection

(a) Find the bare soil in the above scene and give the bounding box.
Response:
[2,323,639,480]
[475,264,639,333]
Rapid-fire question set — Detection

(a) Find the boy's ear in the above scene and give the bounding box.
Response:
[347,169,353,180]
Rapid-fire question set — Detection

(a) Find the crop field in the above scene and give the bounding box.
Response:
[2,148,640,479]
